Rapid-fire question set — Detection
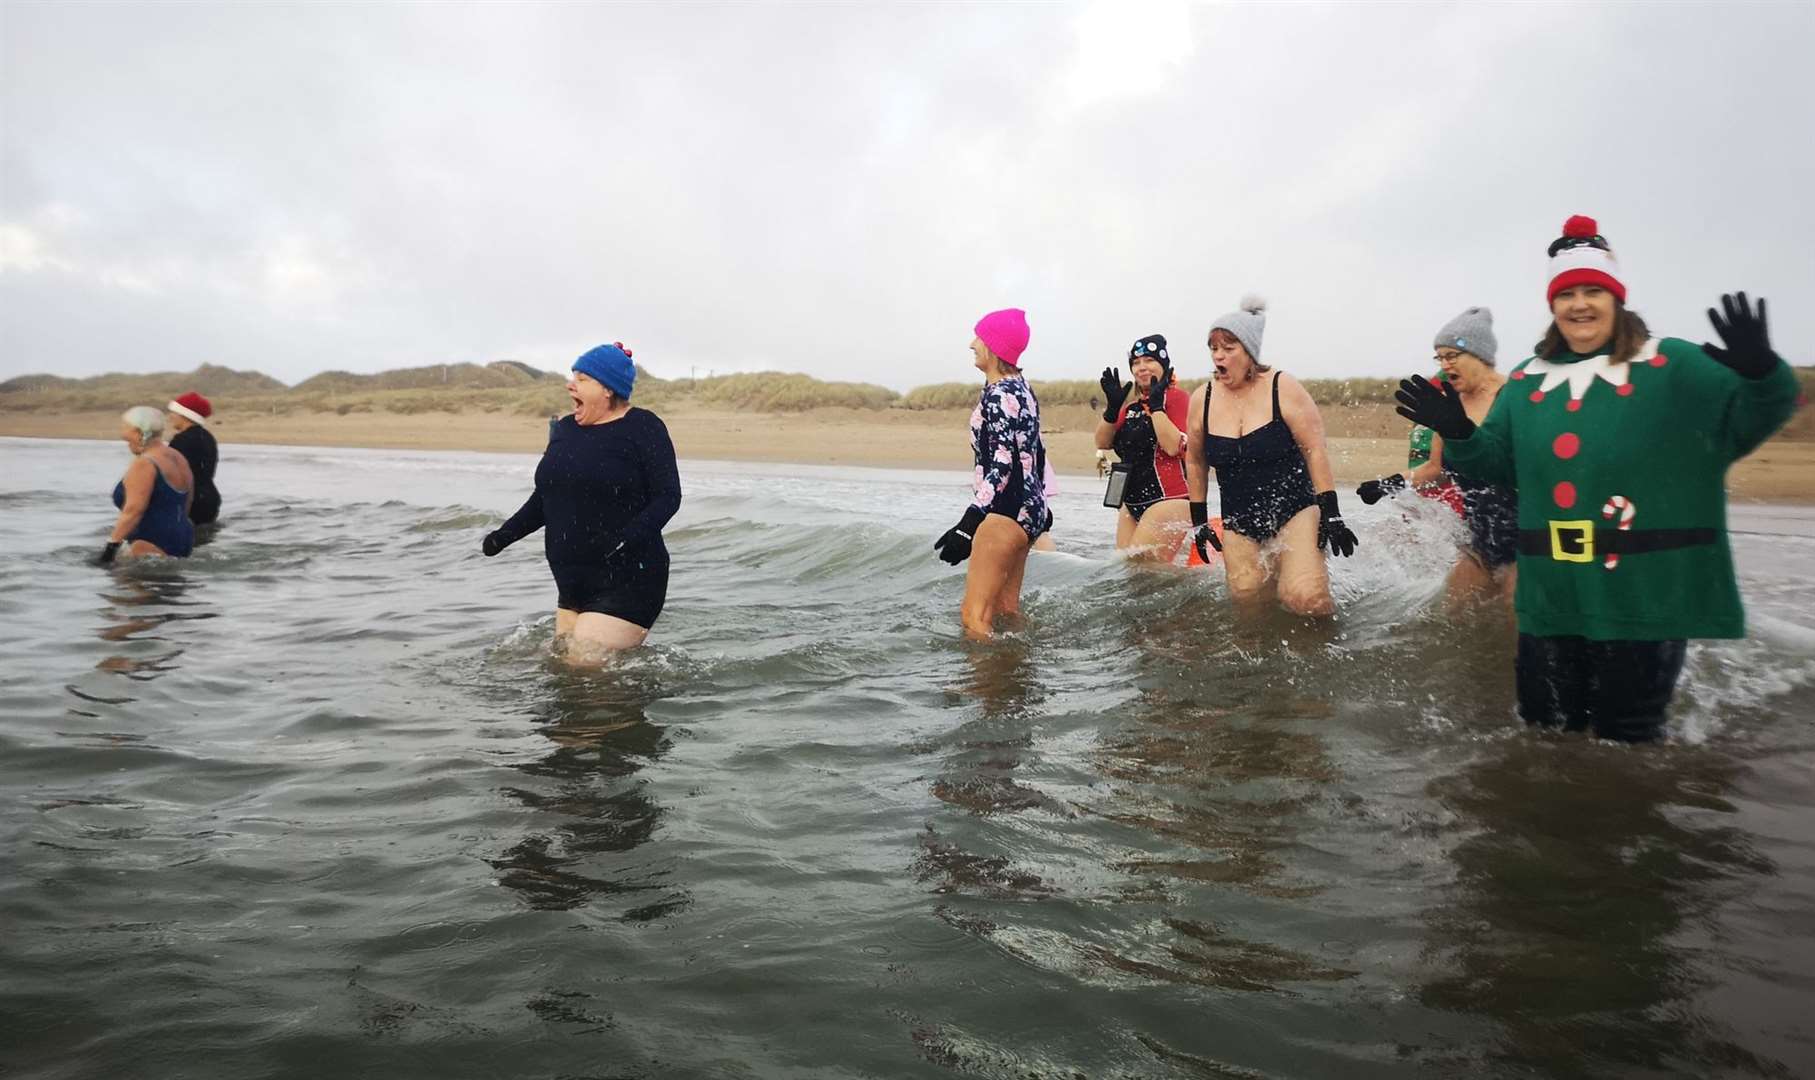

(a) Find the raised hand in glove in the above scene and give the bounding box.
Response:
[1316,490,1357,558]
[1099,367,1132,423]
[1145,358,1173,413]
[1394,374,1474,441]
[934,506,988,566]
[481,530,508,557]
[1189,501,1222,562]
[1356,473,1408,505]
[95,540,121,566]
[1703,292,1782,380]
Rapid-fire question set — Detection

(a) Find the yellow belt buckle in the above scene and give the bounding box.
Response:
[1549,519,1595,563]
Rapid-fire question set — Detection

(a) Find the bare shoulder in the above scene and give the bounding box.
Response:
[1275,371,1317,408]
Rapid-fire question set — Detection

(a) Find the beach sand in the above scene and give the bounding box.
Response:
[7,404,1814,501]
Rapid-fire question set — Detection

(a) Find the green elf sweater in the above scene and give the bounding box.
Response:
[1443,337,1800,641]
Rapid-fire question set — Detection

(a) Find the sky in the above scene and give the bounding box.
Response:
[3,1,1812,390]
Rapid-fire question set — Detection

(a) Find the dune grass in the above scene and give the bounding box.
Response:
[5,362,1809,441]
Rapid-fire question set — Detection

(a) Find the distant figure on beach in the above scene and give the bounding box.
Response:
[1097,333,1191,561]
[99,406,195,564]
[1357,308,1516,610]
[166,392,222,526]
[1185,297,1358,616]
[934,308,1048,639]
[1397,215,1801,741]
[482,342,682,654]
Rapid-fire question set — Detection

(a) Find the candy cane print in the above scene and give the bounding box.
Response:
[1600,495,1634,570]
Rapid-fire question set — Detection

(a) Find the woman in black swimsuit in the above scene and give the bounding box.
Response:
[1095,333,1192,561]
[1185,297,1358,615]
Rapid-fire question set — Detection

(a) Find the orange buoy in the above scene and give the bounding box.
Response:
[1184,516,1225,567]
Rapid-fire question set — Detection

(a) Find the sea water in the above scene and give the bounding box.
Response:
[2,436,1812,1079]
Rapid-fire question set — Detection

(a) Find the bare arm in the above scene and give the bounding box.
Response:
[1403,433,1449,487]
[1151,388,1186,457]
[109,458,155,543]
[1185,385,1208,502]
[1278,374,1337,492]
[1094,415,1117,450]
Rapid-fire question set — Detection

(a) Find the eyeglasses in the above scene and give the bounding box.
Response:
[1433,350,1464,364]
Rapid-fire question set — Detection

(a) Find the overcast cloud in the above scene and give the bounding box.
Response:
[3,1,1812,389]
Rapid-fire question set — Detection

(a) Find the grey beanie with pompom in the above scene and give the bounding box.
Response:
[1209,294,1267,363]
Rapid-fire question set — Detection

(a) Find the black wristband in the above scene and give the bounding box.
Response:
[956,505,987,537]
[1317,490,1342,517]
[1189,501,1209,528]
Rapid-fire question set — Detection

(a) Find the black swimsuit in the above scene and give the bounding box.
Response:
[1202,373,1316,541]
[169,425,221,525]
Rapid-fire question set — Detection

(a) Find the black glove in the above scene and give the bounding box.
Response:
[1189,501,1221,561]
[934,506,987,565]
[1316,490,1357,557]
[1145,359,1173,413]
[481,530,508,557]
[1394,374,1475,441]
[1099,367,1132,423]
[1356,473,1408,505]
[1703,292,1781,380]
[96,541,121,566]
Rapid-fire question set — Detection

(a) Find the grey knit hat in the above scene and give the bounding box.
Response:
[1208,294,1267,362]
[1434,306,1496,365]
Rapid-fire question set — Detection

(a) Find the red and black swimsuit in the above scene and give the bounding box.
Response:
[1110,384,1190,521]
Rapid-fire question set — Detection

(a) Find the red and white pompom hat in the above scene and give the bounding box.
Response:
[168,391,213,425]
[1546,214,1626,304]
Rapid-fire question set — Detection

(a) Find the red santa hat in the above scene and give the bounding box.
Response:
[1546,214,1626,304]
[168,391,212,425]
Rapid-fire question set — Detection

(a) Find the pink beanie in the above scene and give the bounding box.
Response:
[974,308,1030,367]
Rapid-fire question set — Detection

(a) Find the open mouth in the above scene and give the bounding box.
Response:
[569,393,584,410]
[1214,365,1229,379]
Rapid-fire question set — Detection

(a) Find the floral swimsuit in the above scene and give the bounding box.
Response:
[969,375,1049,541]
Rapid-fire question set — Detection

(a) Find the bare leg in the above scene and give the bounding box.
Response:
[1031,532,1056,552]
[1114,507,1139,550]
[1272,506,1334,617]
[961,514,1032,640]
[564,610,649,659]
[1219,529,1276,614]
[1127,499,1191,564]
[1444,551,1498,614]
[126,540,169,557]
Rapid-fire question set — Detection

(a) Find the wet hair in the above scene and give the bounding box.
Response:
[120,405,164,442]
[1207,327,1271,375]
[1536,300,1650,365]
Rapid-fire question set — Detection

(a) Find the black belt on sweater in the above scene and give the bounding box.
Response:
[1518,522,1718,562]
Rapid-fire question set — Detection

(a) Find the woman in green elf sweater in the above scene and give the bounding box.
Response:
[1395,215,1801,742]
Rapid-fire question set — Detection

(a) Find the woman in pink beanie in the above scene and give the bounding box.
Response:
[933,308,1050,639]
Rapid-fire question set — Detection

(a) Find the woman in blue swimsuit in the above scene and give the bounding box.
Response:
[1185,297,1357,615]
[99,406,195,564]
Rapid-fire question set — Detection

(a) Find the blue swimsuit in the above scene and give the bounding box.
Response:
[112,467,195,557]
